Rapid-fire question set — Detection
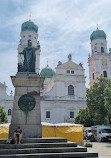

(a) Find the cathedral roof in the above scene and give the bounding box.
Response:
[90,28,106,41]
[57,61,84,70]
[40,65,55,78]
[21,20,38,33]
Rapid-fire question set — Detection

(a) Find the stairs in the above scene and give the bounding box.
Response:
[0,138,98,158]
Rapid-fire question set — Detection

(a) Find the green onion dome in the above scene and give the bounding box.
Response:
[21,20,38,33]
[90,28,106,41]
[40,66,55,78]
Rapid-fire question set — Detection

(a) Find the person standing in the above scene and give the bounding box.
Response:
[85,130,88,142]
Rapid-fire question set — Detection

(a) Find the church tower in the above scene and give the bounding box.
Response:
[88,27,111,86]
[18,20,41,74]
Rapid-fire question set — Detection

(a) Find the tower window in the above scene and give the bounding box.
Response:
[28,35,31,37]
[8,109,11,116]
[71,70,74,74]
[93,73,94,80]
[68,85,74,96]
[67,70,70,73]
[94,47,97,52]
[46,111,50,118]
[70,112,74,118]
[103,71,107,77]
[101,47,104,53]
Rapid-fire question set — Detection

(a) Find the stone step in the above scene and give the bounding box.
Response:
[0,138,67,144]
[0,151,98,157]
[22,138,67,143]
[0,142,77,149]
[0,146,87,155]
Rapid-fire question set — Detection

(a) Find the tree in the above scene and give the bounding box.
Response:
[104,87,111,125]
[75,76,111,126]
[0,106,8,123]
[86,76,111,125]
[74,108,94,127]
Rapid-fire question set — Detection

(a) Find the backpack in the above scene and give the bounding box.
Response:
[10,139,15,144]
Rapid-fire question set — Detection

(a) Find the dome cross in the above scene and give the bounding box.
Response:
[29,12,31,21]
[97,24,98,30]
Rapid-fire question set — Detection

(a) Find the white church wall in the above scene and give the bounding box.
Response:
[20,31,38,48]
[0,83,13,123]
[2,100,13,123]
[89,53,111,86]
[41,100,86,123]
[91,39,107,54]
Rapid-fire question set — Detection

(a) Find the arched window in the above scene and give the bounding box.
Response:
[103,71,107,77]
[68,85,74,96]
[101,47,104,53]
[8,109,11,116]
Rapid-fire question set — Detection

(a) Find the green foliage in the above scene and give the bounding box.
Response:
[74,108,93,127]
[84,142,92,147]
[0,106,8,123]
[75,76,111,126]
[104,87,111,120]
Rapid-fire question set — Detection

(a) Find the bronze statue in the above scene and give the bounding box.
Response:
[18,40,38,73]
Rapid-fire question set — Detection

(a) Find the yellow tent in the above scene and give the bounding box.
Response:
[0,123,9,139]
[0,123,83,142]
[42,122,83,142]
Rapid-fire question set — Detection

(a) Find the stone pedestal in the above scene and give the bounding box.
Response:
[9,74,44,138]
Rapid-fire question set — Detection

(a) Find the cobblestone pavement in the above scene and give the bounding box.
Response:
[86,142,111,158]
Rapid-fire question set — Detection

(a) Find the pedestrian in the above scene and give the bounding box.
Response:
[85,130,88,142]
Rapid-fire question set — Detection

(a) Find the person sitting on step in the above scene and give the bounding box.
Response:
[14,126,23,144]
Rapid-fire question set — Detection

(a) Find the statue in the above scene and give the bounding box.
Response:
[68,54,72,61]
[18,40,38,73]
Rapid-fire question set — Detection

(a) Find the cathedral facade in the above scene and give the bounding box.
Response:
[40,54,86,123]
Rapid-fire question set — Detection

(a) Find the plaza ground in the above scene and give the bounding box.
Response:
[87,142,111,158]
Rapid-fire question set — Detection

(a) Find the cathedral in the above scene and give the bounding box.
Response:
[1,20,111,123]
[40,54,86,123]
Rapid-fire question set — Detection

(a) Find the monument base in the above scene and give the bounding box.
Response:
[9,124,42,138]
[9,74,44,138]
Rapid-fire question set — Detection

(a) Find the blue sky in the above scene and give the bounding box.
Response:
[1,0,111,95]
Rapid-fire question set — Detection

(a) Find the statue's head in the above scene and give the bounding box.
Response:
[28,40,32,47]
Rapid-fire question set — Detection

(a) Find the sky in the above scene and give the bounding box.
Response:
[1,0,111,95]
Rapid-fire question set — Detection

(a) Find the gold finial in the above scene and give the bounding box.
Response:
[97,24,98,30]
[29,12,31,21]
